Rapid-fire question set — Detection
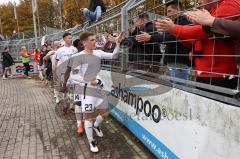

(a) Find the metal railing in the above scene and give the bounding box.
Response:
[121,0,240,106]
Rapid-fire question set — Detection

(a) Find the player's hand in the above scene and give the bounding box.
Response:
[47,51,54,56]
[109,32,125,44]
[155,18,175,32]
[90,80,98,86]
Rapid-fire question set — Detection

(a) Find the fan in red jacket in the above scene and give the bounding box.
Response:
[33,48,41,64]
[155,0,240,89]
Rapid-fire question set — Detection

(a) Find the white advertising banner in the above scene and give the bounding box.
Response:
[99,70,240,159]
[11,61,38,76]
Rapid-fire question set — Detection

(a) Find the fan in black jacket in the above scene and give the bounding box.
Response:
[136,0,192,79]
[129,13,162,64]
[2,47,14,79]
[150,14,191,66]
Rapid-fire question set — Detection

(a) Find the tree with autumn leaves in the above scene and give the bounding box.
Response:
[0,0,193,37]
[0,0,124,37]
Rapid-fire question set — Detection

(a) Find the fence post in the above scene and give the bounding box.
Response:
[121,0,135,73]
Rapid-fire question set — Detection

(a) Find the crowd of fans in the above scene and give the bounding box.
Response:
[128,0,240,90]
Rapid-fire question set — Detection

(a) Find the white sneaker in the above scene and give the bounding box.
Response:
[55,98,60,104]
[27,76,32,79]
[8,75,15,78]
[89,141,99,153]
[93,126,103,137]
[2,76,8,80]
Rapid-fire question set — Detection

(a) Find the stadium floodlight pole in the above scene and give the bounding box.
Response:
[0,16,3,34]
[36,2,41,36]
[58,0,63,30]
[13,1,20,33]
[121,0,135,72]
[121,0,135,37]
[32,0,38,47]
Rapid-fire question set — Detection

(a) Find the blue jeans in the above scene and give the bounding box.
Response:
[167,66,190,80]
[83,6,102,22]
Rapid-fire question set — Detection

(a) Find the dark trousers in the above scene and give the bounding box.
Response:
[45,67,52,81]
[196,77,238,89]
[23,63,30,76]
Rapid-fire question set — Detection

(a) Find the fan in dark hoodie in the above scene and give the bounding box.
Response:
[136,0,192,79]
[2,47,14,79]
[129,13,162,71]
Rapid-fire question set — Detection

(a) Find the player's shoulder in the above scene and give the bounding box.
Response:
[93,49,104,57]
[71,51,82,57]
[58,46,65,51]
[71,46,78,50]
[69,46,78,53]
[56,47,65,53]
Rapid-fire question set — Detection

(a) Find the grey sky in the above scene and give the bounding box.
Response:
[0,0,20,5]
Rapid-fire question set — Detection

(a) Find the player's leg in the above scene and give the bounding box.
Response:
[75,101,84,135]
[93,108,108,137]
[84,111,99,152]
[81,83,100,152]
[61,73,69,115]
[3,67,9,79]
[62,92,68,115]
[54,88,60,103]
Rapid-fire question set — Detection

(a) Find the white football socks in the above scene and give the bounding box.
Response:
[75,104,83,126]
[94,115,104,128]
[84,120,93,143]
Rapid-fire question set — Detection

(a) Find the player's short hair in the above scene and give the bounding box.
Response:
[138,12,149,19]
[63,32,71,39]
[54,41,61,46]
[79,32,95,41]
[73,39,81,48]
[4,47,9,51]
[45,41,52,47]
[166,0,183,10]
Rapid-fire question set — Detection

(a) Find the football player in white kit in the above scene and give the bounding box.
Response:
[44,41,62,104]
[67,67,85,135]
[71,39,85,135]
[70,39,105,135]
[53,32,78,115]
[61,31,124,152]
